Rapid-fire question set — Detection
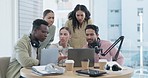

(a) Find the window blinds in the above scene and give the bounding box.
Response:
[18,0,43,38]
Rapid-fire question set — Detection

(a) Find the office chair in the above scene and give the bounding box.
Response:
[0,57,10,78]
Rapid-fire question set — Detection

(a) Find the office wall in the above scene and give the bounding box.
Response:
[122,0,148,50]
[0,0,17,57]
[93,0,108,39]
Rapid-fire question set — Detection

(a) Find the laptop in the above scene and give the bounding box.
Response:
[40,48,59,65]
[68,48,95,67]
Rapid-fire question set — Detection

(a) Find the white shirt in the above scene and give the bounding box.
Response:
[30,42,37,59]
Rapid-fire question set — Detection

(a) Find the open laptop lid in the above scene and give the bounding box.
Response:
[68,48,95,67]
[40,48,59,65]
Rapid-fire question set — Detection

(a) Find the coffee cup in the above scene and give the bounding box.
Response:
[81,59,90,70]
[98,59,107,70]
[65,60,74,71]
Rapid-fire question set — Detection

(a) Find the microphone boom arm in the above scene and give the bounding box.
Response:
[101,36,124,61]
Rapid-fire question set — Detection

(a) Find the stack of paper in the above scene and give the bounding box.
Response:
[32,65,65,76]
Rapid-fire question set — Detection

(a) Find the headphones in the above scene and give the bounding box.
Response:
[105,64,122,71]
[88,38,101,48]
[29,34,40,48]
[88,38,101,54]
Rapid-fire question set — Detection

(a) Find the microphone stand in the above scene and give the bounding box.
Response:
[101,36,124,61]
[135,12,148,76]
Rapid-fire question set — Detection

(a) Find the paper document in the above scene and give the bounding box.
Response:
[32,65,65,76]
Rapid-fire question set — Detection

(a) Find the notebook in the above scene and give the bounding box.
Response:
[40,48,59,65]
[68,48,95,67]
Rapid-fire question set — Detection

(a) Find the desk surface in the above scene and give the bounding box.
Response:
[20,66,134,78]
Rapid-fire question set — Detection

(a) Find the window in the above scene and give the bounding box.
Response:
[110,24,119,27]
[110,10,114,13]
[111,24,114,27]
[115,24,119,27]
[18,0,43,38]
[114,10,119,13]
[110,39,116,42]
[110,9,119,13]
[137,23,144,32]
[137,39,140,42]
[137,23,140,32]
[57,0,72,10]
[137,0,144,1]
[137,8,143,16]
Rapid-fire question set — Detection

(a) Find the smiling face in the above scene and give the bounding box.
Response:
[59,29,71,45]
[76,10,86,24]
[43,12,54,26]
[85,29,98,44]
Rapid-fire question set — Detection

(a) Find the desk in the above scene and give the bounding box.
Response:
[20,66,134,78]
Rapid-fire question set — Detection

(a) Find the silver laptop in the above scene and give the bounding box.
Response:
[68,48,95,67]
[40,48,59,65]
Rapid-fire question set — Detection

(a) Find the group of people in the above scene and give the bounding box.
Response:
[6,4,124,78]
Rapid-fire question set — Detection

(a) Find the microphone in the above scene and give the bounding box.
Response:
[88,38,101,54]
[94,46,102,54]
[101,53,106,56]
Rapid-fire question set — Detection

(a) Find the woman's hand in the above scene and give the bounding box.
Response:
[58,52,67,61]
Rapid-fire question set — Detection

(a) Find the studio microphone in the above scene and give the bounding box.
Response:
[101,52,106,56]
[94,46,103,54]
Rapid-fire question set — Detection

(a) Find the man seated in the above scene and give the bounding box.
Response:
[6,19,49,78]
[83,24,124,65]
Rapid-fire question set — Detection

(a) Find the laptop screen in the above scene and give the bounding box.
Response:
[68,48,95,67]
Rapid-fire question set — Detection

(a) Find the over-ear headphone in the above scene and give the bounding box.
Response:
[29,34,40,48]
[88,38,101,48]
[88,38,101,54]
[105,64,122,71]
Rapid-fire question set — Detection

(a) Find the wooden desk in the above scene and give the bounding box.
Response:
[20,66,134,78]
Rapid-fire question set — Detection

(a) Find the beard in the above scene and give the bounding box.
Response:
[87,39,97,44]
[87,38,99,48]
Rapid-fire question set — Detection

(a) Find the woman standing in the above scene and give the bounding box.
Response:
[65,4,93,48]
[40,9,56,49]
